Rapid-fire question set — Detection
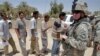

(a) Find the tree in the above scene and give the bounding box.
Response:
[2,1,13,17]
[0,4,4,10]
[50,0,59,14]
[49,0,64,18]
[0,1,37,19]
[59,3,64,13]
[17,2,29,16]
[94,11,100,16]
[3,1,12,11]
[17,1,37,17]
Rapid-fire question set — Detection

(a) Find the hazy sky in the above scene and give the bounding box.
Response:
[0,0,100,14]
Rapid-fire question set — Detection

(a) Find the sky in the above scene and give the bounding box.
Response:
[0,0,100,14]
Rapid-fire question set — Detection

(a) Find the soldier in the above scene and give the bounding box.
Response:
[92,17,100,56]
[61,2,90,56]
[51,12,66,56]
[15,11,27,56]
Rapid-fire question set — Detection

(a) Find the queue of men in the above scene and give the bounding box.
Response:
[0,1,100,56]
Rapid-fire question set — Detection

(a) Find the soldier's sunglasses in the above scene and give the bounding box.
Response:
[72,10,83,14]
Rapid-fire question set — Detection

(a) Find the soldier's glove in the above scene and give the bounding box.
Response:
[60,35,67,41]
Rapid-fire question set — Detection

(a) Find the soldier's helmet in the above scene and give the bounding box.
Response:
[73,1,88,15]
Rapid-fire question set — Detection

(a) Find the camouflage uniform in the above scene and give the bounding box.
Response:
[86,18,92,47]
[92,17,100,56]
[62,18,89,56]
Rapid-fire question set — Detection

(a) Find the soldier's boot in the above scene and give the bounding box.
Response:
[8,37,19,54]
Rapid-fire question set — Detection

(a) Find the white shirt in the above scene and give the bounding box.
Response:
[30,17,37,29]
[0,19,11,40]
[41,21,49,31]
[30,17,38,37]
[41,21,49,39]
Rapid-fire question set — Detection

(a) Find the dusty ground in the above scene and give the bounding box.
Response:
[0,18,93,56]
